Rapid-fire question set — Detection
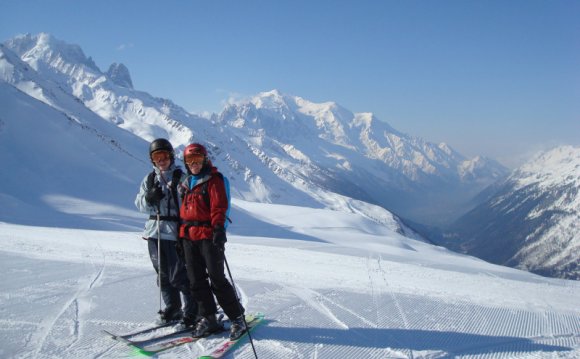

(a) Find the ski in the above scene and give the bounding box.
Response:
[125,325,195,346]
[128,313,227,354]
[104,307,225,343]
[102,320,179,342]
[134,324,228,354]
[134,334,199,354]
[198,312,265,359]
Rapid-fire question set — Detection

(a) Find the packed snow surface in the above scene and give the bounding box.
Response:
[1,199,579,358]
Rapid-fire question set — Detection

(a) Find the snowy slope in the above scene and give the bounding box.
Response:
[446,145,580,280]
[0,42,150,230]
[0,202,579,358]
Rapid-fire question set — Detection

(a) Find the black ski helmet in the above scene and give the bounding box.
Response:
[149,138,175,164]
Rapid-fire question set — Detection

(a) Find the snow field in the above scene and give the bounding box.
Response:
[1,220,579,358]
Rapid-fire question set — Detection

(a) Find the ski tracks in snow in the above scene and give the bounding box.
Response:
[366,253,415,358]
[361,256,580,358]
[252,255,423,358]
[284,286,349,330]
[279,266,417,359]
[28,241,107,357]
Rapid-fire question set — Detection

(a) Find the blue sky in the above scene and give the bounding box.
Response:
[1,0,578,167]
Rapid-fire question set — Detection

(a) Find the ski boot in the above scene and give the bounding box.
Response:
[229,315,247,340]
[180,312,198,328]
[192,315,223,337]
[157,306,182,324]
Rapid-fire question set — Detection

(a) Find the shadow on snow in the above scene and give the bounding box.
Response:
[257,324,573,356]
[228,206,326,243]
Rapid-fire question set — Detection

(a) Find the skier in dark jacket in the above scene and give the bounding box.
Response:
[178,143,246,340]
[135,138,196,324]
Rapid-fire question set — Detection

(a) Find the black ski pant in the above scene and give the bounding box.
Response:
[182,238,244,321]
[148,238,196,317]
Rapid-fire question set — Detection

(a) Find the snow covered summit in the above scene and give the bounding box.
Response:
[106,62,133,89]
[218,89,509,224]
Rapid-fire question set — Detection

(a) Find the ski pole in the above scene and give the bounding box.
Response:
[223,253,258,359]
[156,205,163,316]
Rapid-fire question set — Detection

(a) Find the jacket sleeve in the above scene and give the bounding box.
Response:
[135,174,152,213]
[177,174,189,205]
[208,176,228,228]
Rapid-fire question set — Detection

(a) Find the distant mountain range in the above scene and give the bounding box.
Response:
[444,146,580,280]
[215,90,510,226]
[1,33,508,227]
[2,33,577,279]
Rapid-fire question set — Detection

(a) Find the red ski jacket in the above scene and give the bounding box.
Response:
[179,167,228,241]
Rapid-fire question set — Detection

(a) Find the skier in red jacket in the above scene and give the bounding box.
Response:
[178,143,246,340]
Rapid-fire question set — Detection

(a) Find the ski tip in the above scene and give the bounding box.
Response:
[132,348,156,357]
[102,329,118,339]
[244,312,265,321]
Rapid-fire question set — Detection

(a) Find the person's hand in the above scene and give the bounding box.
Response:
[145,184,164,206]
[212,226,227,250]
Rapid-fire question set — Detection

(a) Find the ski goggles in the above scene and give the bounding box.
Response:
[151,151,171,163]
[184,153,205,166]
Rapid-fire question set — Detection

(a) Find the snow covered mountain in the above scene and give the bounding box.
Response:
[445,145,580,280]
[0,33,416,238]
[0,42,151,230]
[217,90,508,224]
[1,33,508,228]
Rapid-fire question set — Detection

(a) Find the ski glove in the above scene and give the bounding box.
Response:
[212,225,227,250]
[145,183,165,207]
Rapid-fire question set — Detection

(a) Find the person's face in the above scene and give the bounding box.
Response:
[185,154,205,175]
[151,151,171,171]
